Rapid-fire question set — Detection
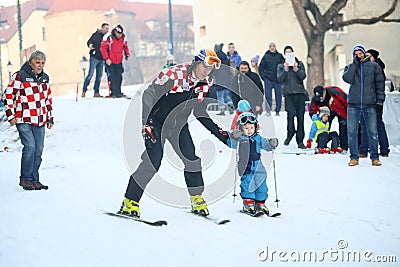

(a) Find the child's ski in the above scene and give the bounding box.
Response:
[238,210,265,217]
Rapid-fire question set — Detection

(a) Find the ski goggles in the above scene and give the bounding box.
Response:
[203,56,221,69]
[238,114,257,125]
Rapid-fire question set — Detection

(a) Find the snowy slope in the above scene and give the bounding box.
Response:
[1,91,399,267]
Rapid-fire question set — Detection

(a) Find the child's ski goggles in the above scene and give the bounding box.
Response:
[238,113,257,125]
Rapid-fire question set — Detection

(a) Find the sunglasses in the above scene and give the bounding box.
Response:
[239,114,257,125]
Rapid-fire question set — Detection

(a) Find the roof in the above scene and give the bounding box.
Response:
[0,0,52,43]
[0,0,192,43]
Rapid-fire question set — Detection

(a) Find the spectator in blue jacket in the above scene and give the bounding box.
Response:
[342,44,385,167]
[226,43,242,69]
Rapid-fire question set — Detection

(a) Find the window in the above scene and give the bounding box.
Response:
[155,45,162,56]
[139,44,147,57]
[199,26,206,37]
[42,27,46,42]
[329,12,347,35]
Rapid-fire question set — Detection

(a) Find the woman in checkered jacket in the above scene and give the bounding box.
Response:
[3,50,54,191]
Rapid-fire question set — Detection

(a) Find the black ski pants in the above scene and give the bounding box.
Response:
[108,63,123,97]
[328,112,348,150]
[316,131,340,149]
[125,123,204,202]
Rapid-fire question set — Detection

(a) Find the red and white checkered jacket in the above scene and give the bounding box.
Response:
[3,62,53,127]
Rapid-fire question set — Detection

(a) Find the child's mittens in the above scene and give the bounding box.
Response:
[269,138,279,149]
[230,129,243,140]
[306,139,312,149]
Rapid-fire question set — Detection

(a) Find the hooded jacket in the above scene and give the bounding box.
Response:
[100,31,130,64]
[3,61,53,126]
[342,56,385,108]
[309,86,348,119]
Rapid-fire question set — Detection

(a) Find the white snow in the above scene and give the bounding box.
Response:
[1,88,399,267]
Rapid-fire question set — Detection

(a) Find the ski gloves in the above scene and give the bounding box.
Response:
[142,125,157,146]
[229,130,243,140]
[269,138,279,149]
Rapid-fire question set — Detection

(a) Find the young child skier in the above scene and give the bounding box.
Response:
[230,99,253,130]
[306,106,343,154]
[227,112,278,215]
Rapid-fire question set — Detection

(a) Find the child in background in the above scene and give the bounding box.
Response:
[228,112,278,215]
[306,106,343,154]
[231,99,253,130]
[163,54,175,68]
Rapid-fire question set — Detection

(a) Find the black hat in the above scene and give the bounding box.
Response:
[313,86,325,97]
[284,45,294,52]
[114,25,124,33]
[367,49,379,59]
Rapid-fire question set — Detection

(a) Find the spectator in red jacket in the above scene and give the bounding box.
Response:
[3,50,54,190]
[100,25,130,98]
[309,86,348,151]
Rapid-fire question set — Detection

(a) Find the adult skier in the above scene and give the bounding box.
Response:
[119,49,230,218]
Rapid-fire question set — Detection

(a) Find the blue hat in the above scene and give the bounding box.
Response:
[352,44,366,56]
[238,100,251,112]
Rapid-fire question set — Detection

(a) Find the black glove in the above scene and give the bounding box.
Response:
[376,103,383,114]
[142,125,156,147]
[229,130,243,140]
[353,57,360,65]
[269,138,279,149]
[218,129,230,144]
[125,55,129,60]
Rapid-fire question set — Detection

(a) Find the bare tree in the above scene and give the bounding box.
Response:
[290,0,400,93]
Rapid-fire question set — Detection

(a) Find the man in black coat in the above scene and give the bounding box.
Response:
[82,23,109,97]
[231,61,264,115]
[259,42,284,115]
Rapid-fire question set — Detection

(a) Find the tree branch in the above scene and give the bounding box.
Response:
[337,0,399,27]
[290,0,313,39]
[322,0,348,29]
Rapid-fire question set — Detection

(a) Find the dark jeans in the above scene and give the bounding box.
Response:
[125,124,204,202]
[284,93,306,144]
[347,107,379,161]
[108,63,123,96]
[82,57,104,93]
[16,124,45,182]
[316,131,339,149]
[264,78,282,112]
[359,108,390,155]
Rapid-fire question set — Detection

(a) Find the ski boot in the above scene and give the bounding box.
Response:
[331,147,343,154]
[256,201,270,216]
[190,195,209,216]
[242,199,256,214]
[118,197,140,218]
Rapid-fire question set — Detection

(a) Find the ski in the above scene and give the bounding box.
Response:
[187,211,230,225]
[282,148,316,155]
[238,210,265,217]
[238,210,281,218]
[102,210,167,227]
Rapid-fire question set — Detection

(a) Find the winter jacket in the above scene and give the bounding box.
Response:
[231,71,264,114]
[342,57,385,108]
[3,62,53,126]
[213,49,232,91]
[226,51,242,68]
[87,29,106,60]
[308,114,330,141]
[142,64,228,144]
[309,86,348,119]
[259,50,285,83]
[227,133,272,175]
[100,32,130,65]
[277,60,307,97]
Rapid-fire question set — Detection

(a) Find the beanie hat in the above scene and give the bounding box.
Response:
[352,44,366,56]
[251,55,260,64]
[114,25,124,33]
[319,106,330,118]
[284,45,294,52]
[238,100,252,112]
[366,49,379,59]
[313,86,325,97]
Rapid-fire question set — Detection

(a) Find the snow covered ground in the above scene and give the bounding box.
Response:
[1,87,399,267]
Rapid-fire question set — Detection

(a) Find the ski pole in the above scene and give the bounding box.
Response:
[272,150,280,208]
[232,141,239,203]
